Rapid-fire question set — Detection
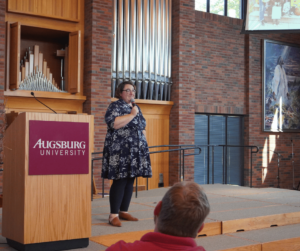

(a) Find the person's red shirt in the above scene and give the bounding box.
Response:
[106,232,206,251]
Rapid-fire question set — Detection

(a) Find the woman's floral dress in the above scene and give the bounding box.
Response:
[101,99,152,180]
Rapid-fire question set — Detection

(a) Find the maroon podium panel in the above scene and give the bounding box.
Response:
[29,120,89,175]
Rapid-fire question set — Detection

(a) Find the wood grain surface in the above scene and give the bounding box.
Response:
[2,112,94,244]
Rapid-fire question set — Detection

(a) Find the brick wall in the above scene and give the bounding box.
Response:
[193,10,300,189]
[170,0,196,185]
[195,12,245,114]
[84,0,112,192]
[248,33,300,189]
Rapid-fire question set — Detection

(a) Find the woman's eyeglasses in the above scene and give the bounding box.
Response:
[122,89,136,93]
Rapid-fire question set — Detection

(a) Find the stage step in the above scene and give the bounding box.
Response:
[133,185,146,192]
[93,223,300,251]
[204,184,300,235]
[222,211,300,234]
[200,221,222,236]
[199,211,300,237]
[196,223,300,251]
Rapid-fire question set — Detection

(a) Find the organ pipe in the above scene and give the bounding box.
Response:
[143,0,149,80]
[168,0,172,79]
[149,0,155,80]
[160,0,165,79]
[124,0,130,79]
[155,0,161,78]
[130,0,136,80]
[117,0,124,79]
[112,0,172,100]
[112,0,117,76]
[136,0,143,80]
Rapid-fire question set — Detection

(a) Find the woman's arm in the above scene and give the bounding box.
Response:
[143,130,147,140]
[114,106,139,129]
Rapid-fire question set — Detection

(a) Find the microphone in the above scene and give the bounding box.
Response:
[31,92,57,114]
[130,98,136,107]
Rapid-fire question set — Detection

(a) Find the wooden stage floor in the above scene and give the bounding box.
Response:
[0,184,299,251]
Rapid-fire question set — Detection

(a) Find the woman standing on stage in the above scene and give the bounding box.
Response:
[102,81,152,227]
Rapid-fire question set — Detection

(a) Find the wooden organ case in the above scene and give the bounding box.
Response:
[5,0,85,114]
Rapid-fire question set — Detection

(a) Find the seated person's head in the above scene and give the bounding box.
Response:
[154,181,210,238]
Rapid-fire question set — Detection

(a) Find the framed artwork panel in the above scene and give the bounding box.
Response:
[263,39,300,132]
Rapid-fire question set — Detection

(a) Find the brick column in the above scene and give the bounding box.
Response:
[0,0,5,192]
[84,0,112,192]
[170,0,195,185]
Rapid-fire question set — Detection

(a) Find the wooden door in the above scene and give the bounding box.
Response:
[68,30,81,94]
[9,22,21,90]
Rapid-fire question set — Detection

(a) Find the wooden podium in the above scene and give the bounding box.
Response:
[2,112,94,251]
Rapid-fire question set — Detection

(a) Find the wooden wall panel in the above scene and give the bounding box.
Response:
[5,96,85,114]
[68,31,81,94]
[7,0,79,22]
[5,90,86,114]
[9,22,20,90]
[136,101,173,190]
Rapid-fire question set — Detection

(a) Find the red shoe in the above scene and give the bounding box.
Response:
[109,216,122,227]
[119,212,138,221]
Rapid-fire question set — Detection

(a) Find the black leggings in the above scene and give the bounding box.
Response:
[109,177,135,214]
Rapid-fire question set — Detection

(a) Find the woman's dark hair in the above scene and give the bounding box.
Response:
[115,81,136,99]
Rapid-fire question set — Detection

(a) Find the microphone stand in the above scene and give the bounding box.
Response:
[31,92,57,114]
[270,150,282,188]
[291,139,296,190]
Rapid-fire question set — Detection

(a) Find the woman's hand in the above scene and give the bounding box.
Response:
[131,106,139,116]
[113,107,139,130]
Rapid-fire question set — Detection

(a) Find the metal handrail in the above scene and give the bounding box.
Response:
[269,150,282,188]
[186,144,219,184]
[91,145,202,199]
[91,152,103,201]
[149,145,201,183]
[91,143,259,201]
[195,144,259,187]
[219,145,259,188]
[148,145,201,197]
[92,152,103,155]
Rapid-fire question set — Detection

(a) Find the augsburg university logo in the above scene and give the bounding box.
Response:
[33,139,86,156]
